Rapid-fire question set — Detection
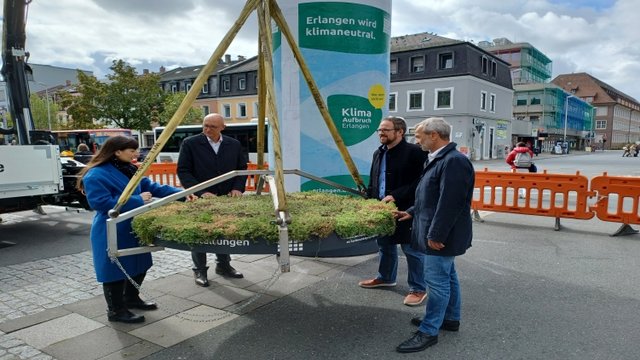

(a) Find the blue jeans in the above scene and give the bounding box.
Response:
[418,255,461,336]
[376,236,426,292]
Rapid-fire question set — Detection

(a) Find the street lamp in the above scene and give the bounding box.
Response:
[563,94,576,148]
[35,82,52,131]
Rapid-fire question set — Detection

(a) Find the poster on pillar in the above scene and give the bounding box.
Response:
[272,0,391,193]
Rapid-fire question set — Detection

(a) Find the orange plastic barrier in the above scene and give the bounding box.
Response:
[590,173,640,229]
[472,169,594,223]
[145,163,181,188]
[144,162,269,192]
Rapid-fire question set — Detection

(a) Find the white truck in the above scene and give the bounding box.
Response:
[1,0,88,216]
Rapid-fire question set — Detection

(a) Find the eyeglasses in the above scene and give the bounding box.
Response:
[203,124,220,129]
[376,128,397,133]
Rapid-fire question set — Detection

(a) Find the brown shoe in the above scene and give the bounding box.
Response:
[403,291,427,306]
[358,278,397,288]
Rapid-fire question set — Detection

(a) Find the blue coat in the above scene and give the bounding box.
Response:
[83,163,181,283]
[408,142,474,257]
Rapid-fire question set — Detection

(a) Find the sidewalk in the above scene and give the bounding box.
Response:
[0,249,375,360]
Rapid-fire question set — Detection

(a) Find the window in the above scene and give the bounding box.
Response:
[222,78,230,92]
[596,120,607,129]
[223,104,231,118]
[516,98,527,106]
[238,78,246,90]
[481,91,487,110]
[530,97,541,105]
[490,93,496,112]
[481,56,488,74]
[491,60,497,77]
[202,82,209,94]
[253,102,259,117]
[407,90,424,111]
[238,103,247,118]
[410,56,424,72]
[388,92,397,112]
[596,107,608,116]
[390,59,398,74]
[185,83,192,93]
[202,105,210,115]
[438,52,453,69]
[171,84,177,93]
[435,88,453,109]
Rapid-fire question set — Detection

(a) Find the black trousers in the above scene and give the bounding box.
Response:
[191,252,231,271]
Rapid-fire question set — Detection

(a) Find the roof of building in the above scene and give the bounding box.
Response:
[553,72,639,105]
[390,32,462,52]
[160,59,242,82]
[218,55,259,74]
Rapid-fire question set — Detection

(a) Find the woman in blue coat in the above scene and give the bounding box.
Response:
[77,136,188,323]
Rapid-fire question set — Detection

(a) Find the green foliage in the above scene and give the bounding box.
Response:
[29,94,60,130]
[158,92,204,126]
[60,60,166,131]
[132,192,396,246]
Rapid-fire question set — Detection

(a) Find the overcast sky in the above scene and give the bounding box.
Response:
[3,0,638,100]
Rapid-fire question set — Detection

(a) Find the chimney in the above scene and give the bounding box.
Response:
[143,69,149,75]
[225,54,231,63]
[159,66,166,73]
[238,55,246,61]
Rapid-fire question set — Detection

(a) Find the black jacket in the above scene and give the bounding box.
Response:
[367,139,427,244]
[177,133,248,196]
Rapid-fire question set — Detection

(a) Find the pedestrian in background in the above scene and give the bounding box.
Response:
[358,116,428,306]
[394,117,474,353]
[78,136,194,323]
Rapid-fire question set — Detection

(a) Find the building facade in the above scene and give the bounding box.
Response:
[389,33,514,160]
[512,83,594,152]
[158,54,245,119]
[478,38,552,85]
[552,73,640,149]
[216,56,259,123]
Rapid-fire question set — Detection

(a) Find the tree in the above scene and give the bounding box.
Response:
[158,92,204,126]
[58,71,104,129]
[61,60,166,132]
[101,60,166,131]
[29,93,61,130]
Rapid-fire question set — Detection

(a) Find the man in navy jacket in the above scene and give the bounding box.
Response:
[359,116,428,307]
[394,117,474,353]
[177,113,248,286]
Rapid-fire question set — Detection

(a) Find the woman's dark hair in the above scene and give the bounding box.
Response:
[76,136,138,191]
[516,142,527,147]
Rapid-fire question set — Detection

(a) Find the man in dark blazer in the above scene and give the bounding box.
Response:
[177,113,248,286]
[394,117,475,353]
[358,116,428,306]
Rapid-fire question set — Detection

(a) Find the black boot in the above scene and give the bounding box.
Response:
[103,280,145,323]
[123,272,157,310]
[194,267,210,287]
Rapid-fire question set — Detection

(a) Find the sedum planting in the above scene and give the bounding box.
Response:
[132,192,396,246]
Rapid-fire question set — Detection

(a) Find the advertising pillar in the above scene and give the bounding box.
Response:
[273,0,391,192]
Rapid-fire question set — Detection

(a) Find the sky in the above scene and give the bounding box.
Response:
[2,0,639,100]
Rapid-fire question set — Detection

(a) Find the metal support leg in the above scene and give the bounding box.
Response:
[611,224,639,237]
[277,219,290,273]
[554,217,561,231]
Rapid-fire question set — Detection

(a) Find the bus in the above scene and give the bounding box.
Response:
[153,122,269,163]
[52,129,133,153]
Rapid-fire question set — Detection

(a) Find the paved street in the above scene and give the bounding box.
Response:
[1,150,639,359]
